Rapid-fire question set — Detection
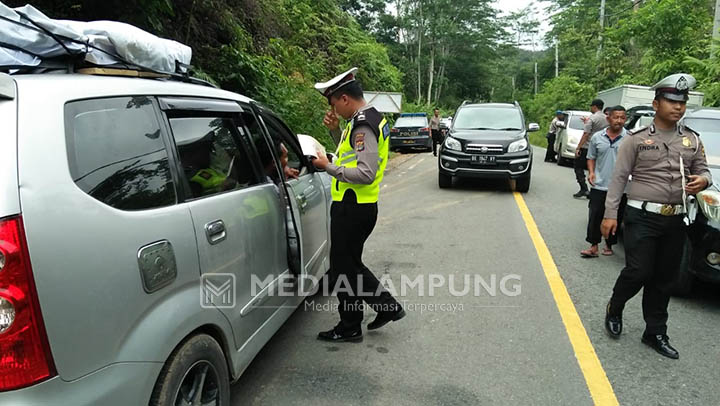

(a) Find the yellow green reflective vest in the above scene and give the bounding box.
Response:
[190,167,226,195]
[331,107,389,203]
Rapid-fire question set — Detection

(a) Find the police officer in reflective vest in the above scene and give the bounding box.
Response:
[312,67,405,342]
[601,73,711,359]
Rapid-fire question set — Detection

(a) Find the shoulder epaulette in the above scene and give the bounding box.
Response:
[628,126,648,135]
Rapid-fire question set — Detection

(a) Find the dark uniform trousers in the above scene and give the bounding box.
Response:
[574,148,588,189]
[587,189,626,246]
[544,132,556,161]
[609,206,685,335]
[431,129,441,155]
[329,193,400,331]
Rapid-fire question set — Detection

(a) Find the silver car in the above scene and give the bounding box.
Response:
[0,71,331,405]
[554,110,591,165]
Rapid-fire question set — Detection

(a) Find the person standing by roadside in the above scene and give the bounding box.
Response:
[544,110,565,162]
[601,74,711,359]
[430,108,442,156]
[312,67,405,343]
[574,99,608,198]
[580,106,628,258]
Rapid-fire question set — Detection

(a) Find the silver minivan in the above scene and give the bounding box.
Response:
[0,71,331,405]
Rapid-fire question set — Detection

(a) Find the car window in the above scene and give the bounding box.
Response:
[65,96,176,211]
[454,107,522,130]
[259,112,307,177]
[568,115,587,130]
[395,116,427,127]
[685,118,720,155]
[169,116,260,199]
[240,110,284,183]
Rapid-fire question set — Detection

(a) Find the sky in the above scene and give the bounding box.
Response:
[492,0,552,50]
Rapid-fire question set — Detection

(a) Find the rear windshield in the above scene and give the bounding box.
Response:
[685,118,720,159]
[395,116,427,127]
[454,107,522,130]
[568,115,588,130]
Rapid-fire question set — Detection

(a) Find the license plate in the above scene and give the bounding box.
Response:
[402,140,414,144]
[471,155,496,164]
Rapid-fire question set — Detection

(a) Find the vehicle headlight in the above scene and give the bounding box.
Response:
[508,139,528,153]
[697,190,720,222]
[444,136,462,151]
[707,252,720,265]
[568,134,580,145]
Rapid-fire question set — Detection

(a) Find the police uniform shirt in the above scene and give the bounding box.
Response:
[582,111,609,149]
[430,115,440,130]
[549,117,563,135]
[326,105,379,185]
[604,121,712,219]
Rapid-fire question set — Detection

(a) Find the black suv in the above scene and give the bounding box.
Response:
[437,102,539,192]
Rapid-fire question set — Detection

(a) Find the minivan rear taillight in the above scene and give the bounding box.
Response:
[0,216,55,391]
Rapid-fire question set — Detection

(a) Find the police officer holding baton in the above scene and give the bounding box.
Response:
[601,73,711,359]
[312,68,405,343]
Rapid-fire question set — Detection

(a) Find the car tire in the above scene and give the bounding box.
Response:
[150,334,230,406]
[515,172,531,193]
[556,141,564,166]
[439,172,452,189]
[672,236,694,296]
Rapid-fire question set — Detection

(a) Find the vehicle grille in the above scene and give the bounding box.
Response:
[465,143,504,154]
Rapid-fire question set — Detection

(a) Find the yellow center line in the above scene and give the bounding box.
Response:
[513,192,619,406]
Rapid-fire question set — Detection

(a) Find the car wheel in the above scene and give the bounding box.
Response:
[672,236,694,296]
[556,141,564,166]
[150,334,230,406]
[439,172,452,189]
[514,172,531,193]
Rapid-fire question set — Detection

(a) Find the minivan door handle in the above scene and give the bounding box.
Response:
[205,220,226,245]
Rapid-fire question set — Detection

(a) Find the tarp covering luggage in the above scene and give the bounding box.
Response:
[0,3,191,73]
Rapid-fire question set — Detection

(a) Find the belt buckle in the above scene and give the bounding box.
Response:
[660,204,675,216]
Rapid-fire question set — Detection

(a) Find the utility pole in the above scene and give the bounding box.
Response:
[555,41,559,78]
[597,0,606,58]
[512,76,516,100]
[713,0,720,57]
[534,62,538,95]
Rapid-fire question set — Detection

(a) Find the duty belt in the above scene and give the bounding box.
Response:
[627,199,684,216]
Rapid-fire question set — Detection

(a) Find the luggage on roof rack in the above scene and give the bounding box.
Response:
[0,3,192,75]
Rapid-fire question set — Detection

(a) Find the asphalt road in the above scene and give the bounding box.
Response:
[231,146,720,405]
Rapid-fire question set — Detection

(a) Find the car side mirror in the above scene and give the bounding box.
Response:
[528,123,540,132]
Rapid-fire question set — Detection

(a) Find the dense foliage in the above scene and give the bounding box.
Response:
[7,0,720,149]
[8,0,402,147]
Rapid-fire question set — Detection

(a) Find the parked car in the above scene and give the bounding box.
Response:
[674,107,720,294]
[437,102,538,192]
[624,105,655,131]
[439,116,453,138]
[554,110,591,166]
[390,112,433,152]
[0,70,332,405]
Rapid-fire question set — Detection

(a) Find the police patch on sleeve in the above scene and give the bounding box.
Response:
[355,132,366,151]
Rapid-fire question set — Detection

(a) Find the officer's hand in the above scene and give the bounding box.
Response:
[575,148,581,158]
[685,175,709,195]
[588,172,595,186]
[323,110,339,131]
[312,150,330,170]
[601,218,617,239]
